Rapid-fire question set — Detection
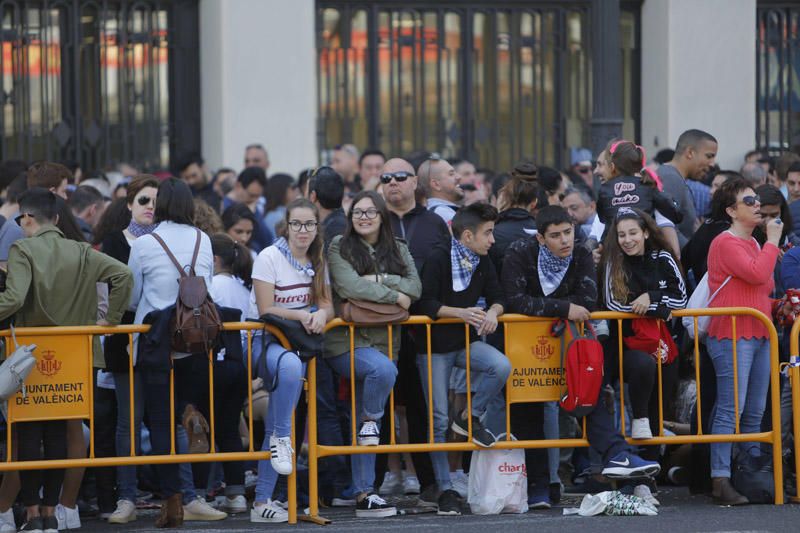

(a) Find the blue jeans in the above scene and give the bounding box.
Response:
[707,337,771,478]
[250,335,305,502]
[326,348,398,495]
[315,357,350,496]
[416,341,511,490]
[113,371,144,502]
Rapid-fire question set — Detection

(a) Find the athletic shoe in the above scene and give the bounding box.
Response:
[667,466,689,485]
[631,418,653,439]
[355,494,396,518]
[417,485,441,508]
[55,504,81,530]
[436,489,461,516]
[451,413,497,447]
[357,421,380,446]
[634,484,660,507]
[41,516,57,533]
[528,484,552,509]
[601,451,661,479]
[245,470,258,489]
[403,474,421,495]
[18,517,43,533]
[269,435,294,475]
[183,496,227,521]
[0,507,15,533]
[222,495,248,514]
[107,500,137,524]
[379,472,403,496]
[450,471,469,499]
[250,500,288,523]
[549,482,562,505]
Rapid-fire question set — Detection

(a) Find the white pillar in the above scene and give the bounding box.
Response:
[641,0,756,169]
[199,0,317,175]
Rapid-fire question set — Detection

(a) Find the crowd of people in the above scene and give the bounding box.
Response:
[0,130,796,531]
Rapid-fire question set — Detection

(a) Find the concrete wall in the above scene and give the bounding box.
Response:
[200,0,317,175]
[641,0,756,169]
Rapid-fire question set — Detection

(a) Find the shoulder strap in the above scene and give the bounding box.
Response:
[150,232,186,278]
[708,275,733,305]
[189,229,201,273]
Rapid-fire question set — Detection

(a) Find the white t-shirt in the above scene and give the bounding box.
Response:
[249,245,314,317]
[210,274,252,321]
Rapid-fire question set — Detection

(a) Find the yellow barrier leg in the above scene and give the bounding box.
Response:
[769,324,784,504]
[793,365,800,503]
[300,357,331,525]
[288,413,297,524]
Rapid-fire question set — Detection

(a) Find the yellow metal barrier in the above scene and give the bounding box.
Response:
[305,307,783,523]
[787,318,800,503]
[0,321,301,525]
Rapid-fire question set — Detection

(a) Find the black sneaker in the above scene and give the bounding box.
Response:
[355,494,397,518]
[549,482,562,505]
[19,516,43,533]
[42,516,58,533]
[417,484,441,509]
[436,489,461,516]
[451,412,497,448]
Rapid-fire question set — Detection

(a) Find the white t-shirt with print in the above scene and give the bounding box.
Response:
[249,245,314,317]
[210,274,251,321]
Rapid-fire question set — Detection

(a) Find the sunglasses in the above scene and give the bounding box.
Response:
[739,194,760,207]
[14,213,34,226]
[379,171,413,184]
[137,195,155,206]
[459,183,477,192]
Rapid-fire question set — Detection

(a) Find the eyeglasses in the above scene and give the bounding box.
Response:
[576,166,592,174]
[14,213,34,226]
[739,194,761,207]
[379,171,413,184]
[136,195,155,206]
[352,208,379,220]
[288,220,318,232]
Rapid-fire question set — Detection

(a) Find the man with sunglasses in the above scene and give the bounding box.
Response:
[419,157,465,227]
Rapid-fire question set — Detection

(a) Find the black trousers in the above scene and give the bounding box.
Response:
[93,378,118,511]
[18,420,67,507]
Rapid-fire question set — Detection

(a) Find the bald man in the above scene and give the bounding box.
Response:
[419,158,465,226]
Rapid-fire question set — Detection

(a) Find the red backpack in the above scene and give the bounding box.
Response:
[554,320,604,417]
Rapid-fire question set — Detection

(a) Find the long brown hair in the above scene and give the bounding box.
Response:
[284,198,330,305]
[601,208,678,303]
[340,190,408,276]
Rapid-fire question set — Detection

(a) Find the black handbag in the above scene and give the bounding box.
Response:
[256,314,323,392]
[731,445,775,504]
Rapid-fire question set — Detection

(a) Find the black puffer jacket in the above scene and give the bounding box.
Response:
[597,175,683,226]
[489,208,536,275]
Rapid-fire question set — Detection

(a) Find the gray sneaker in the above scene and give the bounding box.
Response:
[451,413,497,448]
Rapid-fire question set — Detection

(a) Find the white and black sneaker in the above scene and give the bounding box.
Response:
[451,412,497,448]
[357,421,380,446]
[250,500,289,523]
[355,493,397,518]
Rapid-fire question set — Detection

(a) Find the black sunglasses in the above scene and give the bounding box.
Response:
[740,194,760,207]
[137,195,155,206]
[14,213,34,226]
[380,171,413,184]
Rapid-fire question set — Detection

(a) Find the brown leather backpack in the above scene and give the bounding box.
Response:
[151,229,222,354]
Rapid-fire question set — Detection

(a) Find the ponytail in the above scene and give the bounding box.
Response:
[608,140,663,191]
[498,159,539,211]
[210,233,254,289]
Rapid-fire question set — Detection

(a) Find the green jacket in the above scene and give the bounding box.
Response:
[324,235,421,359]
[0,225,133,367]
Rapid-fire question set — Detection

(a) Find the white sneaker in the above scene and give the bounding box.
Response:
[451,471,469,499]
[107,499,137,524]
[221,495,248,514]
[183,496,227,521]
[269,435,294,475]
[634,484,660,507]
[631,418,653,439]
[0,508,14,533]
[245,470,258,489]
[378,471,403,496]
[403,474,421,495]
[250,500,288,523]
[55,504,81,530]
[357,421,380,446]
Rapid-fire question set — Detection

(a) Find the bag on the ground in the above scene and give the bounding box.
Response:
[682,273,731,340]
[624,318,678,364]
[555,320,604,417]
[151,229,222,354]
[0,337,36,400]
[732,446,775,504]
[566,491,657,516]
[467,436,528,514]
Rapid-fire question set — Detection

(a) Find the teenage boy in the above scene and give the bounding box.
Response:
[501,206,661,502]
[416,203,511,515]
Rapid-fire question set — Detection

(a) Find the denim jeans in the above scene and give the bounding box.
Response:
[543,401,561,484]
[250,335,305,502]
[315,356,350,497]
[327,347,398,495]
[416,341,511,490]
[113,371,144,502]
[707,337,771,478]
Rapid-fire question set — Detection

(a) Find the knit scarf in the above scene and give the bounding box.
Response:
[274,237,315,277]
[451,238,480,292]
[537,244,572,296]
[127,221,158,238]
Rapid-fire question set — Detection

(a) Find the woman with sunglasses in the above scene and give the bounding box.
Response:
[704,178,782,505]
[326,190,421,518]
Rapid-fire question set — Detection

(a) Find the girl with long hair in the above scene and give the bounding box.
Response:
[249,198,333,523]
[210,233,253,320]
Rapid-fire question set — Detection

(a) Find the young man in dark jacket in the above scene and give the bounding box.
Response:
[416,203,511,515]
[501,206,661,505]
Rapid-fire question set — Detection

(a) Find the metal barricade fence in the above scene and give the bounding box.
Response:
[306,308,783,523]
[787,318,800,503]
[0,322,302,525]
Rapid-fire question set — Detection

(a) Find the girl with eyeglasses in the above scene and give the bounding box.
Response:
[704,178,782,505]
[249,198,333,523]
[325,190,421,518]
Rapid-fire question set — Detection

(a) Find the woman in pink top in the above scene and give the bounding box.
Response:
[705,178,782,505]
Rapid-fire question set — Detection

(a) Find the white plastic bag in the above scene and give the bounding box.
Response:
[467,439,528,515]
[682,273,731,340]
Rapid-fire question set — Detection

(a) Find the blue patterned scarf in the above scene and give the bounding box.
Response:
[274,237,315,277]
[451,238,480,292]
[537,243,572,296]
[127,221,158,238]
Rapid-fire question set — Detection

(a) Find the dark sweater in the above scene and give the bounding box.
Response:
[389,204,450,275]
[417,242,505,353]
[490,208,536,276]
[501,236,598,317]
[597,175,683,226]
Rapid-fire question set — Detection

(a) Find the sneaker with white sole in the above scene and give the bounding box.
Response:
[183,496,227,521]
[269,435,294,475]
[601,451,661,479]
[55,504,81,530]
[631,417,653,439]
[403,474,421,495]
[250,500,288,523]
[355,493,396,518]
[0,507,15,533]
[357,421,380,446]
[222,495,248,514]
[18,516,43,533]
[379,471,403,495]
[107,499,137,524]
[634,484,660,507]
[450,471,469,499]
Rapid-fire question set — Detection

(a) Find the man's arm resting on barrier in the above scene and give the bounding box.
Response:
[0,244,30,320]
[92,250,134,325]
